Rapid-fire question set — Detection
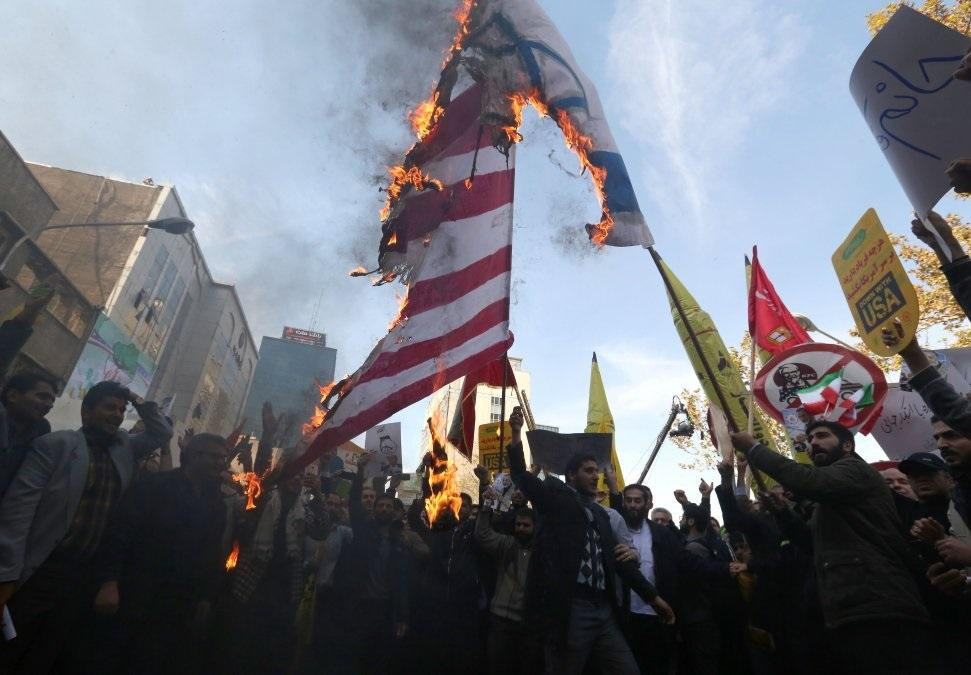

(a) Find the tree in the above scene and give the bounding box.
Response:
[866,0,971,34]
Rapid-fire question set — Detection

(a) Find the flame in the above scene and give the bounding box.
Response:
[387,231,398,246]
[409,91,441,140]
[381,167,444,222]
[388,292,409,331]
[232,471,263,511]
[302,381,341,436]
[349,266,369,277]
[503,92,614,246]
[225,540,240,570]
[424,413,463,527]
[406,0,477,141]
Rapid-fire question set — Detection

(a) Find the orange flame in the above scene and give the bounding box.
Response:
[502,91,614,246]
[232,471,263,511]
[388,292,409,332]
[349,266,369,277]
[302,381,341,436]
[381,167,444,222]
[225,540,240,570]
[424,414,463,526]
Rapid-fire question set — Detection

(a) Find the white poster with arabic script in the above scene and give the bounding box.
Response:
[850,6,971,215]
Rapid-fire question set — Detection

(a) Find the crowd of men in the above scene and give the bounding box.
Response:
[0,40,969,675]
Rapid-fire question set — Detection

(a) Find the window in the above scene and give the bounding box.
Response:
[143,247,169,295]
[490,396,502,410]
[155,263,177,302]
[490,412,502,423]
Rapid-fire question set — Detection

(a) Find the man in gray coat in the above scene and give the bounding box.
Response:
[731,420,933,674]
[0,380,172,673]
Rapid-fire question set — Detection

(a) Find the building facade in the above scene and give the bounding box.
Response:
[240,328,337,450]
[22,163,257,442]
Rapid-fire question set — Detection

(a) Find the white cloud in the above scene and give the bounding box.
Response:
[596,342,697,416]
[607,0,806,227]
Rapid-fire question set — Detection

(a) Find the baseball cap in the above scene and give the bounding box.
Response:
[899,452,948,476]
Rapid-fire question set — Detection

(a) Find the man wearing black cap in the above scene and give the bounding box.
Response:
[899,452,957,532]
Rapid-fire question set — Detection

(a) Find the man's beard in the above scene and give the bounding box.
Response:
[624,509,646,529]
[514,532,532,546]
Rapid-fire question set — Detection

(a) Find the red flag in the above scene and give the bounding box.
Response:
[748,246,811,355]
[448,355,518,458]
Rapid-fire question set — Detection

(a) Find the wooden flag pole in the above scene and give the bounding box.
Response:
[650,247,768,492]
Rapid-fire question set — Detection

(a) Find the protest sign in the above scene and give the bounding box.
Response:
[832,209,919,357]
[850,5,971,217]
[754,343,888,437]
[525,430,612,475]
[873,346,971,459]
[363,422,402,479]
[478,421,512,474]
[871,385,937,459]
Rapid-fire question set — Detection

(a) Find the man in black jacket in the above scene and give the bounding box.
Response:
[0,372,55,499]
[343,453,409,675]
[732,421,932,674]
[94,433,228,674]
[506,407,674,675]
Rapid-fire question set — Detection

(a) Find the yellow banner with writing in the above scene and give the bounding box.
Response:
[832,209,919,356]
[478,422,512,474]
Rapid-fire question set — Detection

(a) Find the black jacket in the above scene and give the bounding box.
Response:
[342,468,410,624]
[98,470,226,622]
[507,441,658,642]
[747,444,929,628]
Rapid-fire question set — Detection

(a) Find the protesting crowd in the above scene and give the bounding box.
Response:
[1,5,971,675]
[3,181,971,673]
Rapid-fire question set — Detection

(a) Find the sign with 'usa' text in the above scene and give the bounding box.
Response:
[832,208,919,357]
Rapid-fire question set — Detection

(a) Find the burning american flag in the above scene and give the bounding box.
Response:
[291,0,651,473]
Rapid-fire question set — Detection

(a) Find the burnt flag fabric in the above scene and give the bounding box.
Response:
[294,81,515,473]
[748,246,811,356]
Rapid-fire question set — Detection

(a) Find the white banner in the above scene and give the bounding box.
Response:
[849,6,971,216]
[364,422,403,479]
[875,346,971,459]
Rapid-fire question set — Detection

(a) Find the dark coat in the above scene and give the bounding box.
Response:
[507,441,658,642]
[342,470,410,624]
[747,444,928,628]
[98,470,226,622]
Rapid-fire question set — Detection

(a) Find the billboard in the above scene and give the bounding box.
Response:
[282,326,326,346]
[47,313,158,430]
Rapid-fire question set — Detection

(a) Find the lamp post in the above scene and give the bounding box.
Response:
[793,314,856,350]
[637,396,694,484]
[0,216,195,270]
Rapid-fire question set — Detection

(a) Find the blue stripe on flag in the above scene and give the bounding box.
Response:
[588,151,641,215]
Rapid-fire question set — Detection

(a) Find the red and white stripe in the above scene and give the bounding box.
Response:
[297,83,514,469]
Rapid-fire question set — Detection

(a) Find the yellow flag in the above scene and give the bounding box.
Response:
[654,251,782,459]
[587,352,624,503]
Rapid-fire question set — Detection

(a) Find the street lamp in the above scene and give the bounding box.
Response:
[637,395,694,484]
[793,313,855,350]
[0,216,195,270]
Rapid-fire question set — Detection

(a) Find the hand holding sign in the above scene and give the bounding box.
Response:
[947,158,971,194]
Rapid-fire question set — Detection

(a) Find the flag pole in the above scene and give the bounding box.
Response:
[497,353,510,472]
[745,252,756,435]
[650,247,768,492]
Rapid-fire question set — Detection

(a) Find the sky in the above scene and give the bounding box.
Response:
[2,0,970,519]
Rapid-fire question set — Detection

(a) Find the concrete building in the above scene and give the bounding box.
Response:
[420,357,534,490]
[21,163,257,440]
[0,132,100,385]
[240,327,337,450]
